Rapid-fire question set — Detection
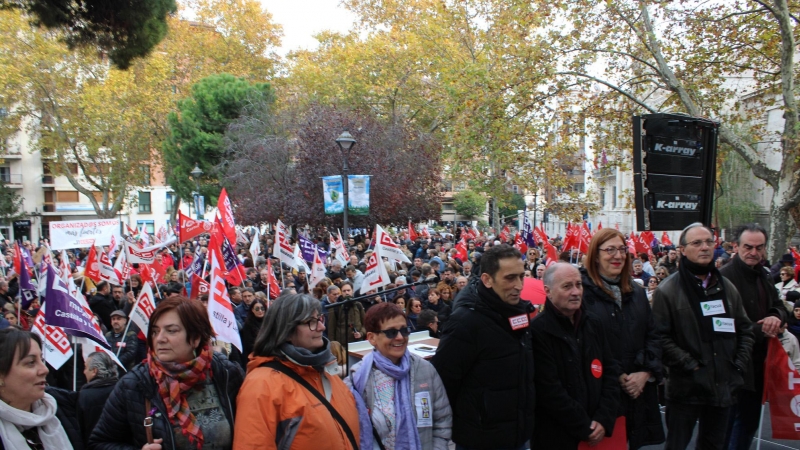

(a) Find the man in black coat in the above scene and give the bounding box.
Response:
[532,263,621,449]
[432,244,535,450]
[104,310,138,371]
[77,352,119,445]
[88,281,116,331]
[719,224,786,450]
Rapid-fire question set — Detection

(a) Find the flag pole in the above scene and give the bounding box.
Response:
[72,336,78,391]
[755,402,766,450]
[117,304,137,357]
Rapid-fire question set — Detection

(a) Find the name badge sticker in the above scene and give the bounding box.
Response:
[700,300,726,316]
[713,317,736,333]
[415,392,433,427]
[508,314,530,331]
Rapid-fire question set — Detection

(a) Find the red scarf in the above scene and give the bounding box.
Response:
[147,344,212,449]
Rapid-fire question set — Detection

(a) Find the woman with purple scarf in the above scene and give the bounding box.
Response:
[346,303,452,450]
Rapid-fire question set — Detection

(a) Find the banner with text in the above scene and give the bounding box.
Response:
[348,175,370,215]
[49,219,120,250]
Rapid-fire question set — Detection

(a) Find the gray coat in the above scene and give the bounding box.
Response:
[346,353,452,450]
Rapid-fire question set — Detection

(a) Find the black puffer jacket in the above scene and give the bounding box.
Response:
[88,353,244,450]
[531,300,621,449]
[652,272,754,407]
[77,377,118,444]
[46,386,85,450]
[580,269,664,449]
[431,280,535,449]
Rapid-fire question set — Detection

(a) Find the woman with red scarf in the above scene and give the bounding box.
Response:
[89,297,244,450]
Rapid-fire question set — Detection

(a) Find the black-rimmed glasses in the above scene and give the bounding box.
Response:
[378,327,411,339]
[302,315,325,331]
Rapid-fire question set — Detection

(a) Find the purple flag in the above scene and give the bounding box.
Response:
[43,264,110,348]
[18,252,37,309]
[17,242,35,269]
[298,235,328,263]
[185,249,205,278]
[522,209,536,248]
[220,235,243,273]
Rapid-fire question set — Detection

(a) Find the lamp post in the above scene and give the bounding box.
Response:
[335,131,356,239]
[190,164,203,220]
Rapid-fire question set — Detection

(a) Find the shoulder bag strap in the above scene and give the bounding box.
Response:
[260,360,359,450]
[144,397,154,444]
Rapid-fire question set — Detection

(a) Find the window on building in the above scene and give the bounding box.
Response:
[166,192,176,213]
[136,220,155,234]
[512,185,520,194]
[599,188,606,208]
[140,165,151,186]
[56,191,79,202]
[612,187,617,208]
[572,183,584,193]
[138,191,151,213]
[0,167,9,183]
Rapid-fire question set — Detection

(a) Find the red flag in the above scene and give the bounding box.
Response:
[763,337,800,439]
[562,223,578,252]
[190,274,210,300]
[217,188,238,246]
[544,240,559,266]
[500,225,511,243]
[627,234,637,255]
[579,222,592,254]
[455,238,469,262]
[84,246,100,282]
[713,228,720,248]
[265,259,281,300]
[408,221,419,241]
[513,232,528,255]
[139,263,158,289]
[209,225,246,286]
[179,211,213,243]
[790,247,800,266]
[12,241,22,276]
[597,222,603,230]
[662,232,673,247]
[534,225,549,246]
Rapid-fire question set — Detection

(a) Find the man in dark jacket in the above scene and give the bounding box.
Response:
[432,244,535,450]
[104,310,138,371]
[89,281,116,331]
[77,351,119,444]
[532,263,620,448]
[652,223,754,450]
[719,224,786,450]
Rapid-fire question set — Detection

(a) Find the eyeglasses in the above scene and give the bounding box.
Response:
[302,315,325,330]
[377,327,411,339]
[686,239,715,248]
[598,246,628,256]
[252,306,265,312]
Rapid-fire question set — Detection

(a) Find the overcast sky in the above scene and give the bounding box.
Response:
[258,0,358,55]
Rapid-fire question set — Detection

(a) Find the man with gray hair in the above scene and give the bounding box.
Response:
[78,352,119,443]
[652,223,754,450]
[531,263,620,448]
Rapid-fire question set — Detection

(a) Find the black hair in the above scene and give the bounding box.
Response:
[479,244,522,278]
[0,328,42,376]
[732,223,768,245]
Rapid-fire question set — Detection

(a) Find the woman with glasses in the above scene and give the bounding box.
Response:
[580,228,664,449]
[646,277,660,305]
[239,298,267,369]
[346,302,452,450]
[234,294,359,450]
[775,266,799,312]
[654,266,670,281]
[0,328,75,449]
[90,296,244,450]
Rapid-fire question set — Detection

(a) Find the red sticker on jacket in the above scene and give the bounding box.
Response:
[508,314,530,330]
[591,359,603,378]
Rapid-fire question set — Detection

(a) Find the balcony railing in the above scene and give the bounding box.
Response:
[0,173,21,184]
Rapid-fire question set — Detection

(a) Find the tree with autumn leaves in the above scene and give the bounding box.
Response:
[0,0,282,218]
[221,102,442,227]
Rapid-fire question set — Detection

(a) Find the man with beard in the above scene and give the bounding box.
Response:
[652,223,753,450]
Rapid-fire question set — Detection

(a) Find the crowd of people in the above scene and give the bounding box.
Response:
[0,220,797,449]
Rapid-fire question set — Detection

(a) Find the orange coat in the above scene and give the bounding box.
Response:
[233,355,360,450]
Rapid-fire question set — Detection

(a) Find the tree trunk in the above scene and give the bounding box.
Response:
[768,183,795,263]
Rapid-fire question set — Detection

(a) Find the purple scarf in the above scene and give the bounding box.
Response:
[350,349,421,450]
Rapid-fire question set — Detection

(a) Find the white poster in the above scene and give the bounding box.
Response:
[49,219,120,250]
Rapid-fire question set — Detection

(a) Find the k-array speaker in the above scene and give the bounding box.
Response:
[632,113,719,231]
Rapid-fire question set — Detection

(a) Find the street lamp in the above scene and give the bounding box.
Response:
[335,131,356,239]
[191,163,203,219]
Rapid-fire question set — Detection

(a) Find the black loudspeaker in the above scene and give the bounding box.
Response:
[633,113,719,231]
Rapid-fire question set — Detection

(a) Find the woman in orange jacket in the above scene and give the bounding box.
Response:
[233,294,359,450]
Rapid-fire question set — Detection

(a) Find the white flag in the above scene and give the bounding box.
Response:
[249,228,261,262]
[309,248,327,289]
[360,246,391,294]
[292,244,310,273]
[123,237,177,264]
[374,225,411,264]
[32,306,73,370]
[208,249,242,352]
[272,220,295,269]
[130,282,156,335]
[331,233,349,266]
